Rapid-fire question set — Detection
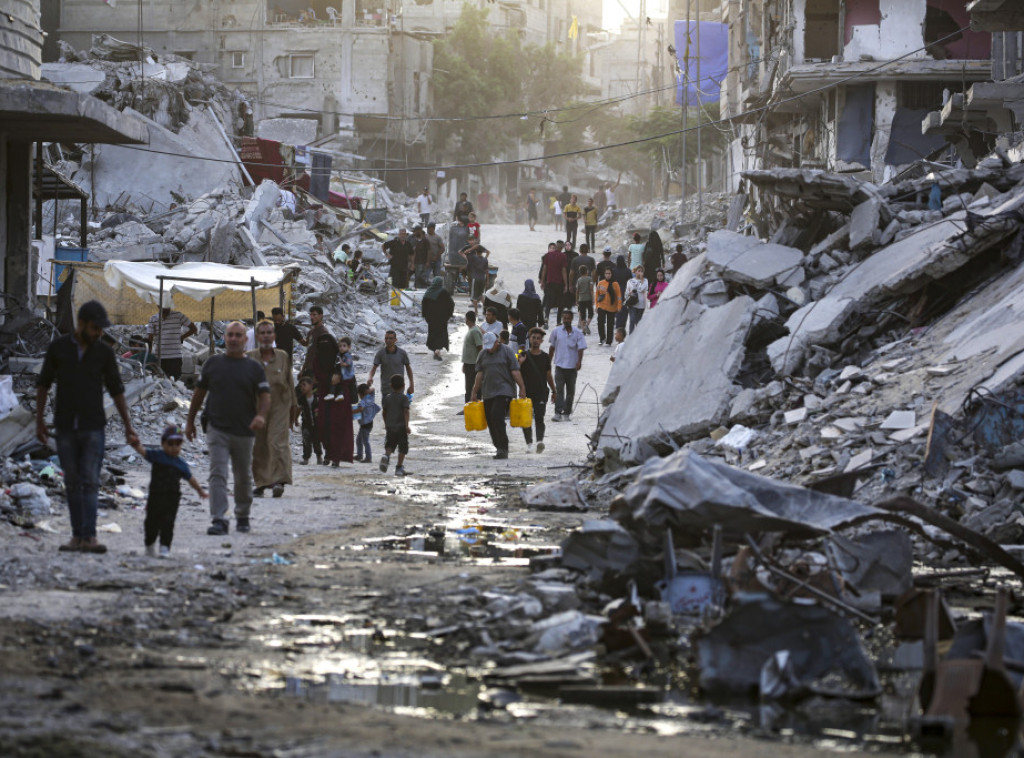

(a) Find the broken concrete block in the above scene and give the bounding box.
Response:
[818,253,840,273]
[705,230,804,289]
[878,218,901,246]
[850,196,883,249]
[1006,470,1024,491]
[729,388,758,422]
[821,426,843,440]
[839,365,863,381]
[785,286,808,306]
[784,407,807,425]
[699,278,730,307]
[243,180,281,239]
[834,417,867,432]
[845,449,874,472]
[880,410,916,430]
[889,424,928,442]
[803,394,823,412]
[599,296,755,462]
[753,293,779,323]
[776,265,806,288]
[799,445,823,460]
[809,223,851,258]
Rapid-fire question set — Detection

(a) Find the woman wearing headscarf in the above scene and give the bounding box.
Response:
[643,229,665,278]
[421,276,455,361]
[516,279,543,329]
[612,254,632,332]
[305,333,354,466]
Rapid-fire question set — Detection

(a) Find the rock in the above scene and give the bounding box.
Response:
[1007,470,1024,491]
[785,286,808,306]
[705,230,805,289]
[700,278,730,307]
[845,449,874,472]
[784,407,807,424]
[753,293,780,323]
[818,253,840,273]
[729,388,758,422]
[880,410,916,430]
[777,265,806,287]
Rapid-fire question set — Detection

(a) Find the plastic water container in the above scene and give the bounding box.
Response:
[509,397,533,428]
[464,401,487,431]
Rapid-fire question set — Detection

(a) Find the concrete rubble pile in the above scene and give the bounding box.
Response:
[596,192,732,258]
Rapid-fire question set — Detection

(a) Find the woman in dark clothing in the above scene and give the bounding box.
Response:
[612,255,632,331]
[421,276,456,360]
[516,279,543,328]
[305,333,354,466]
[643,230,665,282]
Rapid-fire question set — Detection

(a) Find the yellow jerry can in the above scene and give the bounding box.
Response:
[464,401,487,431]
[509,397,533,428]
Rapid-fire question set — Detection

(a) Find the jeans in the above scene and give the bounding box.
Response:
[430,259,442,279]
[522,397,547,444]
[414,263,427,289]
[160,357,183,380]
[420,212,430,226]
[584,225,596,250]
[628,307,644,334]
[615,307,629,332]
[207,425,255,522]
[463,363,477,403]
[565,220,578,246]
[554,366,578,417]
[483,396,511,452]
[301,425,322,461]
[56,428,105,539]
[356,423,372,460]
[597,309,616,344]
[542,288,563,325]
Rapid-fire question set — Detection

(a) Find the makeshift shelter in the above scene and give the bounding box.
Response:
[64,261,299,348]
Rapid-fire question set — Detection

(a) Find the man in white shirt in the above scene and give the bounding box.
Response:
[480,307,504,338]
[146,307,197,380]
[416,187,433,226]
[548,310,587,422]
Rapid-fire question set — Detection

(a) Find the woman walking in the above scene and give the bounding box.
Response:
[248,319,298,497]
[628,232,646,270]
[648,268,668,309]
[306,333,354,466]
[422,276,455,360]
[516,279,544,329]
[595,268,621,346]
[623,265,649,334]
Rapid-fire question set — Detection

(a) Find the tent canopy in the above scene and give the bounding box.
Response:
[70,261,299,326]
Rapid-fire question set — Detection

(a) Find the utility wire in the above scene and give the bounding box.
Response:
[112,27,971,174]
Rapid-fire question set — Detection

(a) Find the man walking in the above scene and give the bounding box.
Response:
[271,306,306,365]
[461,311,483,404]
[367,329,414,399]
[416,187,433,226]
[595,246,615,280]
[383,228,414,290]
[526,189,539,231]
[36,301,139,554]
[300,305,327,376]
[146,306,197,380]
[538,242,568,326]
[412,226,431,289]
[425,222,446,280]
[471,331,526,460]
[453,192,474,223]
[548,310,587,422]
[185,321,270,536]
[563,194,582,247]
[518,327,556,454]
[583,197,598,251]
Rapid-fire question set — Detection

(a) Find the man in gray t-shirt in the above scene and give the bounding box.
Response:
[471,331,526,460]
[367,329,414,398]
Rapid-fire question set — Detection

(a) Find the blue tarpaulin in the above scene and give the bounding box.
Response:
[675,20,728,106]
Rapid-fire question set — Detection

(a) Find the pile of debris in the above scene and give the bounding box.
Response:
[595,192,732,257]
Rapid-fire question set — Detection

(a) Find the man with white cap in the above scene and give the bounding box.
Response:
[471,331,526,460]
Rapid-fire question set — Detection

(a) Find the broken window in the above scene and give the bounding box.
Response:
[836,85,873,169]
[803,0,839,62]
[231,51,245,68]
[843,0,880,45]
[289,54,315,78]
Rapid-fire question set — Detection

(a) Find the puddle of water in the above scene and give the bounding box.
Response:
[283,671,481,716]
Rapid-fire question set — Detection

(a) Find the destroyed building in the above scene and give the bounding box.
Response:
[721,0,994,184]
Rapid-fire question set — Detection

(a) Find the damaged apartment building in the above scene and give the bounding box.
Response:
[53,0,433,171]
[720,0,997,184]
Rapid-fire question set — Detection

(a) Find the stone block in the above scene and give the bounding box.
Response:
[850,196,882,249]
[705,230,804,289]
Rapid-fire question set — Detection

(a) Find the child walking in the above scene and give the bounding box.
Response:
[297,376,322,465]
[132,425,207,558]
[353,382,381,463]
[379,374,411,476]
[575,264,594,335]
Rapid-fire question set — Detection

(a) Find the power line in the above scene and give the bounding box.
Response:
[112,27,971,175]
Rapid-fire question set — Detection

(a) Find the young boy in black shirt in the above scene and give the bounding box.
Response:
[132,425,207,557]
[379,374,411,476]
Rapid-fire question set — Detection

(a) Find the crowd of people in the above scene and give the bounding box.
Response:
[38,181,684,556]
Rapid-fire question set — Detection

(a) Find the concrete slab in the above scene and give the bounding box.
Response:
[880,410,916,430]
[705,230,804,289]
[40,62,106,94]
[599,295,755,461]
[850,196,882,249]
[257,117,320,145]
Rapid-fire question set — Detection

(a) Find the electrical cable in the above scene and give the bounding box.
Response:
[109,26,973,174]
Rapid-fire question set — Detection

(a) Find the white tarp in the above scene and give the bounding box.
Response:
[103,261,295,309]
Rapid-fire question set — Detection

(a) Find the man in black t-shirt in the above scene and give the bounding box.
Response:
[383,228,415,290]
[271,307,306,365]
[517,327,556,453]
[186,321,270,536]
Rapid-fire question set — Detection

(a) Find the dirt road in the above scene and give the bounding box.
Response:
[0,224,843,757]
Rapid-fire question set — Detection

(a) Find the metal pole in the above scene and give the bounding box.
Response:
[80,197,87,249]
[250,279,258,326]
[209,296,216,354]
[157,277,165,372]
[680,1,690,222]
[695,1,703,229]
[35,142,43,240]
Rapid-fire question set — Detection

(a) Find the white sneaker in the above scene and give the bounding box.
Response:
[159,545,171,558]
[323,394,335,401]
[536,441,545,453]
[145,543,157,558]
[526,443,534,454]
